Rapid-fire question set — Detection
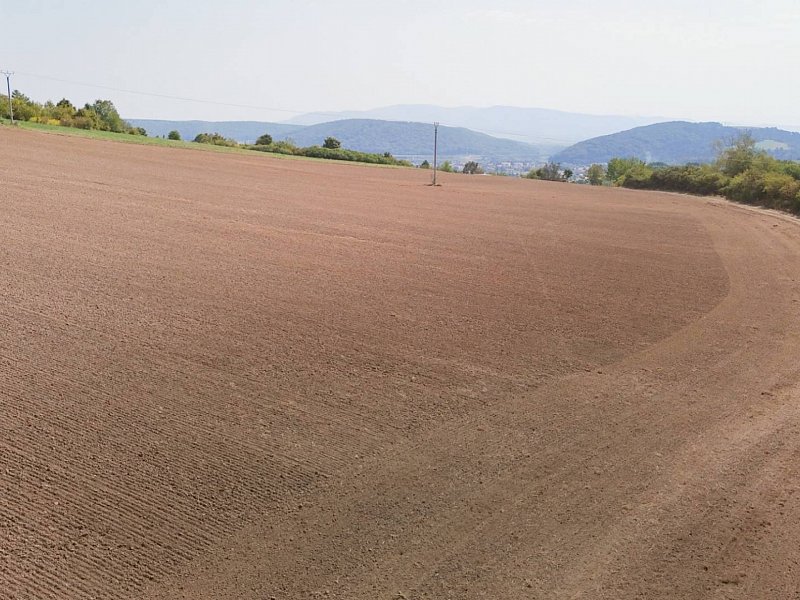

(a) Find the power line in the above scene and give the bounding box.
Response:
[15,71,321,117]
[14,70,577,145]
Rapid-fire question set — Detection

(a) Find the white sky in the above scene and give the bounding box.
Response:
[3,0,799,128]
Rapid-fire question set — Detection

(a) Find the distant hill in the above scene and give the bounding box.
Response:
[553,121,800,166]
[285,104,663,146]
[128,119,302,143]
[286,119,545,160]
[128,117,548,161]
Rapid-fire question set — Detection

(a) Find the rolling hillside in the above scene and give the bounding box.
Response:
[286,119,544,159]
[285,104,663,146]
[553,121,800,165]
[129,118,548,161]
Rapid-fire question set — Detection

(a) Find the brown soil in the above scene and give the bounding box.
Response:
[1,127,799,599]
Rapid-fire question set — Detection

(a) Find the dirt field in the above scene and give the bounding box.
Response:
[1,127,799,599]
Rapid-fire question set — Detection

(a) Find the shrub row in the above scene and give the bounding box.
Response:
[245,141,411,167]
[608,135,800,215]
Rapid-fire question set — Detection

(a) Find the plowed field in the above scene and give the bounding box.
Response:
[2,127,799,599]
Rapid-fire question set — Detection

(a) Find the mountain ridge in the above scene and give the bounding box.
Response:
[284,104,665,145]
[128,117,548,161]
[553,121,800,165]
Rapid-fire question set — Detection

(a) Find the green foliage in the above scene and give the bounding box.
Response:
[90,99,127,133]
[526,162,566,181]
[645,164,729,195]
[419,160,430,169]
[298,145,411,166]
[247,139,410,166]
[462,161,483,175]
[167,130,182,140]
[610,133,800,215]
[249,139,299,155]
[323,136,341,149]
[256,133,273,145]
[1,89,143,135]
[606,157,649,185]
[439,161,454,173]
[587,164,605,185]
[761,171,800,210]
[193,132,239,147]
[716,133,758,177]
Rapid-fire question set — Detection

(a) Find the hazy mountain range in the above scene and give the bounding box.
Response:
[130,106,800,168]
[129,118,549,161]
[284,104,664,146]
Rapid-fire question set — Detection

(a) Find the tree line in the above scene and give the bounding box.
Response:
[1,91,146,135]
[188,130,413,166]
[588,134,800,215]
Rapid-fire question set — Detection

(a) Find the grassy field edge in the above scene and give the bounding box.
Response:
[0,119,410,169]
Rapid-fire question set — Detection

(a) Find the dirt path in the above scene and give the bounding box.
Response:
[1,128,799,599]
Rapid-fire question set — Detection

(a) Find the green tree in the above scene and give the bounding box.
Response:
[462,161,483,175]
[256,133,273,145]
[53,98,77,123]
[90,99,127,132]
[419,160,430,169]
[530,162,563,181]
[8,90,38,121]
[439,161,454,173]
[587,164,605,185]
[563,168,574,180]
[323,136,341,149]
[716,132,759,177]
[607,157,650,185]
[167,130,182,140]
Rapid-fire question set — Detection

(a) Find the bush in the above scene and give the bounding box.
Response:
[462,161,483,175]
[193,132,238,147]
[644,165,728,195]
[300,145,410,166]
[607,158,649,185]
[760,171,800,210]
[167,130,181,140]
[256,133,273,145]
[323,136,341,149]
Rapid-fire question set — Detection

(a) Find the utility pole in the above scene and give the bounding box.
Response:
[1,71,13,124]
[432,121,439,186]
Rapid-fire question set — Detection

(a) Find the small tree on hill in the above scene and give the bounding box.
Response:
[419,160,430,169]
[462,161,483,175]
[323,136,341,149]
[587,164,605,185]
[439,161,454,173]
[716,132,759,177]
[167,130,181,140]
[256,133,273,145]
[538,162,563,181]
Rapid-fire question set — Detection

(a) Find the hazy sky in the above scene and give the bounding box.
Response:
[3,0,798,128]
